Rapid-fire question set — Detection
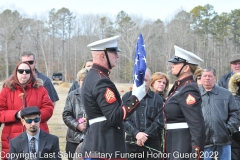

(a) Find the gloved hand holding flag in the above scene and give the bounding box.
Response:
[132,34,147,101]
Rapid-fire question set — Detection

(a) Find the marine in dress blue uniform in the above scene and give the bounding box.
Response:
[164,46,205,160]
[80,36,146,159]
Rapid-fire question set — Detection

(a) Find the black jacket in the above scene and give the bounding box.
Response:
[228,73,240,160]
[218,72,232,89]
[231,95,240,160]
[62,88,85,144]
[164,76,205,160]
[9,130,61,160]
[36,69,59,102]
[122,90,164,139]
[199,84,240,146]
[68,81,80,93]
[79,64,140,158]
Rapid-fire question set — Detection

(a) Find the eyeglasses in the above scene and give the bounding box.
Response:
[25,60,34,65]
[17,69,31,74]
[197,76,201,80]
[24,117,40,124]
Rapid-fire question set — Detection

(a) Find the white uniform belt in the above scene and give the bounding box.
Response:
[166,122,189,130]
[89,116,107,125]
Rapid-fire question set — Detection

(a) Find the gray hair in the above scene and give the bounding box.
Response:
[202,67,216,76]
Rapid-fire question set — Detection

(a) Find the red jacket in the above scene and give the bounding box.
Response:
[0,81,54,156]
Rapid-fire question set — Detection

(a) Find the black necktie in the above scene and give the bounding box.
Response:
[30,137,36,160]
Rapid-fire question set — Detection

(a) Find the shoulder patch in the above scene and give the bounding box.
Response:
[104,87,116,104]
[186,94,196,105]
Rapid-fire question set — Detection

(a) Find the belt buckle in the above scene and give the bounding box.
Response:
[164,124,167,130]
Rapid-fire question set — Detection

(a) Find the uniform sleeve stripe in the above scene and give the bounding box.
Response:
[122,106,126,120]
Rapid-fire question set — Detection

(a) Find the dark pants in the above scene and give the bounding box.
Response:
[66,141,79,160]
[126,136,162,160]
[231,132,240,160]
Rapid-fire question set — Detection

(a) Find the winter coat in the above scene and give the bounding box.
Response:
[122,90,164,139]
[199,84,240,147]
[68,81,80,93]
[228,72,240,160]
[218,72,232,89]
[0,79,54,155]
[62,87,85,144]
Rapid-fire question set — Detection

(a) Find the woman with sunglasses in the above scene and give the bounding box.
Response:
[0,61,54,158]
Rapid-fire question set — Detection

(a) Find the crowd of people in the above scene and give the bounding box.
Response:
[0,35,239,160]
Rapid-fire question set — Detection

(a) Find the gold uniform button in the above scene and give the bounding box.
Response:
[118,127,120,129]
[128,107,130,110]
[100,71,102,74]
[132,103,134,106]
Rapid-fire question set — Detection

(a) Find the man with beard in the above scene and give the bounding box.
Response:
[9,107,61,160]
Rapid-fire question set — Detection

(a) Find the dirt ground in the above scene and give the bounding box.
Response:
[0,82,132,159]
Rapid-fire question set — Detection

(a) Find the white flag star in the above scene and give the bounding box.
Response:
[142,56,146,63]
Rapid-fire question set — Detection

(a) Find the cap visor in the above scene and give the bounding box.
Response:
[116,48,121,52]
[168,58,179,63]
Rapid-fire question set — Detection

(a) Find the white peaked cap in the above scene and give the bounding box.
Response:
[87,35,121,52]
[169,45,203,65]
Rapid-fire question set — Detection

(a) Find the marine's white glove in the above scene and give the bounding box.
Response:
[132,81,146,101]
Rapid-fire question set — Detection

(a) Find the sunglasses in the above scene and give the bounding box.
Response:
[25,60,34,65]
[24,117,40,124]
[17,69,31,74]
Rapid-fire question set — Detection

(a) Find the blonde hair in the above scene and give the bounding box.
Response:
[193,67,202,81]
[76,68,88,82]
[188,64,199,74]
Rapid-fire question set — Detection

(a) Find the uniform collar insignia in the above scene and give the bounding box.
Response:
[92,64,110,76]
[175,76,193,86]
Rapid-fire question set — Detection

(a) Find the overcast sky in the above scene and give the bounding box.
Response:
[0,0,239,21]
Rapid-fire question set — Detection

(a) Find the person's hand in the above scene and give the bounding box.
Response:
[77,121,87,132]
[77,117,87,132]
[136,139,144,146]
[136,132,148,146]
[132,82,146,101]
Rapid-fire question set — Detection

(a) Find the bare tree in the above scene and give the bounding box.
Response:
[0,9,22,78]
